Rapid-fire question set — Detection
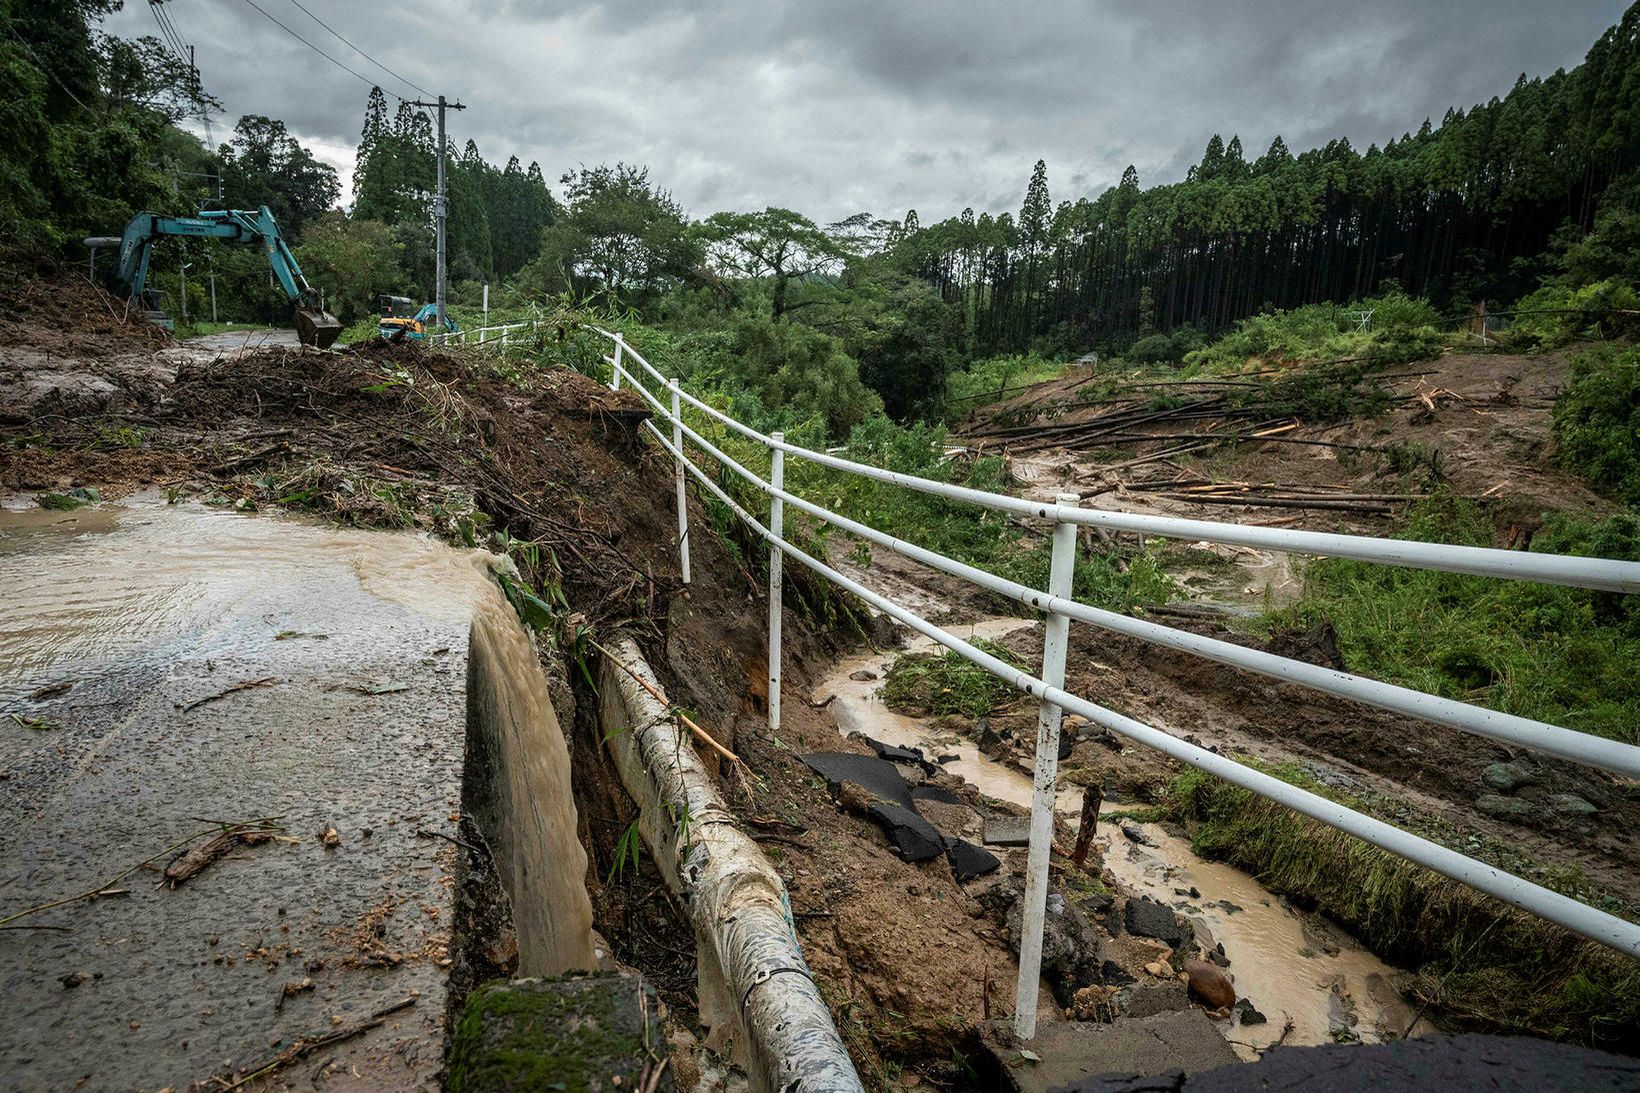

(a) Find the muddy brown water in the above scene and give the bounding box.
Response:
[0,499,594,1086]
[815,621,1432,1059]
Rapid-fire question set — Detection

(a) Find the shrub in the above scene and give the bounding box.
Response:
[1553,344,1640,502]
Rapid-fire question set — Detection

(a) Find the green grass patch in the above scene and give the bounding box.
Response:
[1159,761,1640,1048]
[1185,288,1443,374]
[1272,497,1640,744]
[881,638,1025,719]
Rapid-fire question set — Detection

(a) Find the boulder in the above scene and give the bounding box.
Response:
[1481,762,1535,793]
[1475,793,1533,820]
[1234,997,1268,1026]
[1124,897,1189,948]
[1182,958,1236,1009]
[1546,793,1598,817]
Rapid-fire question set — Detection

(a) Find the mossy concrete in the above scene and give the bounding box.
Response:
[447,973,671,1093]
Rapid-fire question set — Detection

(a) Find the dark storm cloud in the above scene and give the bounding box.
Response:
[106,1,1626,222]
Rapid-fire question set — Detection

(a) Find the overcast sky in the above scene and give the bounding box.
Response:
[107,1,1628,223]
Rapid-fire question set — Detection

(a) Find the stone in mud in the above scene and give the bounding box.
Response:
[1235,996,1268,1025]
[1057,733,1075,761]
[866,802,946,862]
[1121,823,1154,846]
[803,751,912,807]
[945,837,1002,882]
[447,972,670,1092]
[1482,761,1535,793]
[983,813,1032,846]
[1546,793,1598,816]
[1182,958,1235,1009]
[848,669,878,682]
[1124,896,1188,948]
[1475,793,1533,820]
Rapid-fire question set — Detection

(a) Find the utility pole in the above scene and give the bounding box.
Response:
[180,262,192,326]
[408,95,466,332]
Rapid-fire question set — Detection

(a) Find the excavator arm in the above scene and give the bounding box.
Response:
[110,206,341,348]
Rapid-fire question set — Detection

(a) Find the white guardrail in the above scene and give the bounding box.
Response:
[427,318,543,349]
[578,326,1640,1045]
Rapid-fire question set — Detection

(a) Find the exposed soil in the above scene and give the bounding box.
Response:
[0,282,1083,1088]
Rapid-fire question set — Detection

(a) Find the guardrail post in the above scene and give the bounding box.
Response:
[611,332,626,391]
[768,433,785,736]
[670,379,692,586]
[1014,492,1079,1042]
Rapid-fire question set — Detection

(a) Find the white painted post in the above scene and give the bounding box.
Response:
[1014,492,1080,1041]
[768,433,785,736]
[671,379,692,586]
[502,326,510,349]
[482,282,489,330]
[611,332,626,390]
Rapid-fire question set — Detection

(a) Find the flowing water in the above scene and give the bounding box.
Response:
[814,619,1431,1058]
[0,497,595,975]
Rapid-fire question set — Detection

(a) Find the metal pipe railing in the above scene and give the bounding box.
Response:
[636,406,1640,962]
[598,329,1640,594]
[593,328,1640,1050]
[611,357,1640,778]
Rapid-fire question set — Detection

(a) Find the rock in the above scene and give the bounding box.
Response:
[1121,823,1153,846]
[1546,793,1598,816]
[1124,897,1188,948]
[848,669,878,682]
[945,838,1002,882]
[1481,761,1535,793]
[803,751,911,807]
[1475,793,1533,820]
[1182,959,1236,1009]
[447,973,667,1090]
[1235,997,1267,1026]
[983,813,1032,847]
[1058,733,1075,761]
[866,802,945,862]
[1100,959,1136,986]
[936,753,960,764]
[1207,943,1230,969]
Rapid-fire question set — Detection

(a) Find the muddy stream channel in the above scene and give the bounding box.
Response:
[815,618,1432,1058]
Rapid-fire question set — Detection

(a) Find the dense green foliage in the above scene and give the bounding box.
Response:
[1277,499,1640,744]
[1553,344,1640,503]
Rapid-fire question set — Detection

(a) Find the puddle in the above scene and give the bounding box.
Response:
[814,619,1431,1057]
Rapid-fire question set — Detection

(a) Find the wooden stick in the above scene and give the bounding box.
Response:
[588,639,743,767]
[1072,784,1102,868]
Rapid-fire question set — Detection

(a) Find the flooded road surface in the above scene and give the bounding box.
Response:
[814,621,1430,1057]
[179,327,300,356]
[0,499,592,1089]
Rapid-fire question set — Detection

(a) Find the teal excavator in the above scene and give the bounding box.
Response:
[96,205,342,348]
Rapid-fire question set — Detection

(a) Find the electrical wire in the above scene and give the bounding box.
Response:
[236,0,400,98]
[282,0,431,99]
[0,15,100,115]
[146,1,191,67]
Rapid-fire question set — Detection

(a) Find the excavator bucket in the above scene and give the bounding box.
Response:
[294,306,343,349]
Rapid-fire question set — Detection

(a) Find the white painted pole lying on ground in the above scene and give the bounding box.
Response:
[1014,495,1080,1041]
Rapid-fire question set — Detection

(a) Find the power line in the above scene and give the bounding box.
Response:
[236,0,400,99]
[147,2,191,67]
[282,0,431,99]
[0,15,100,115]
